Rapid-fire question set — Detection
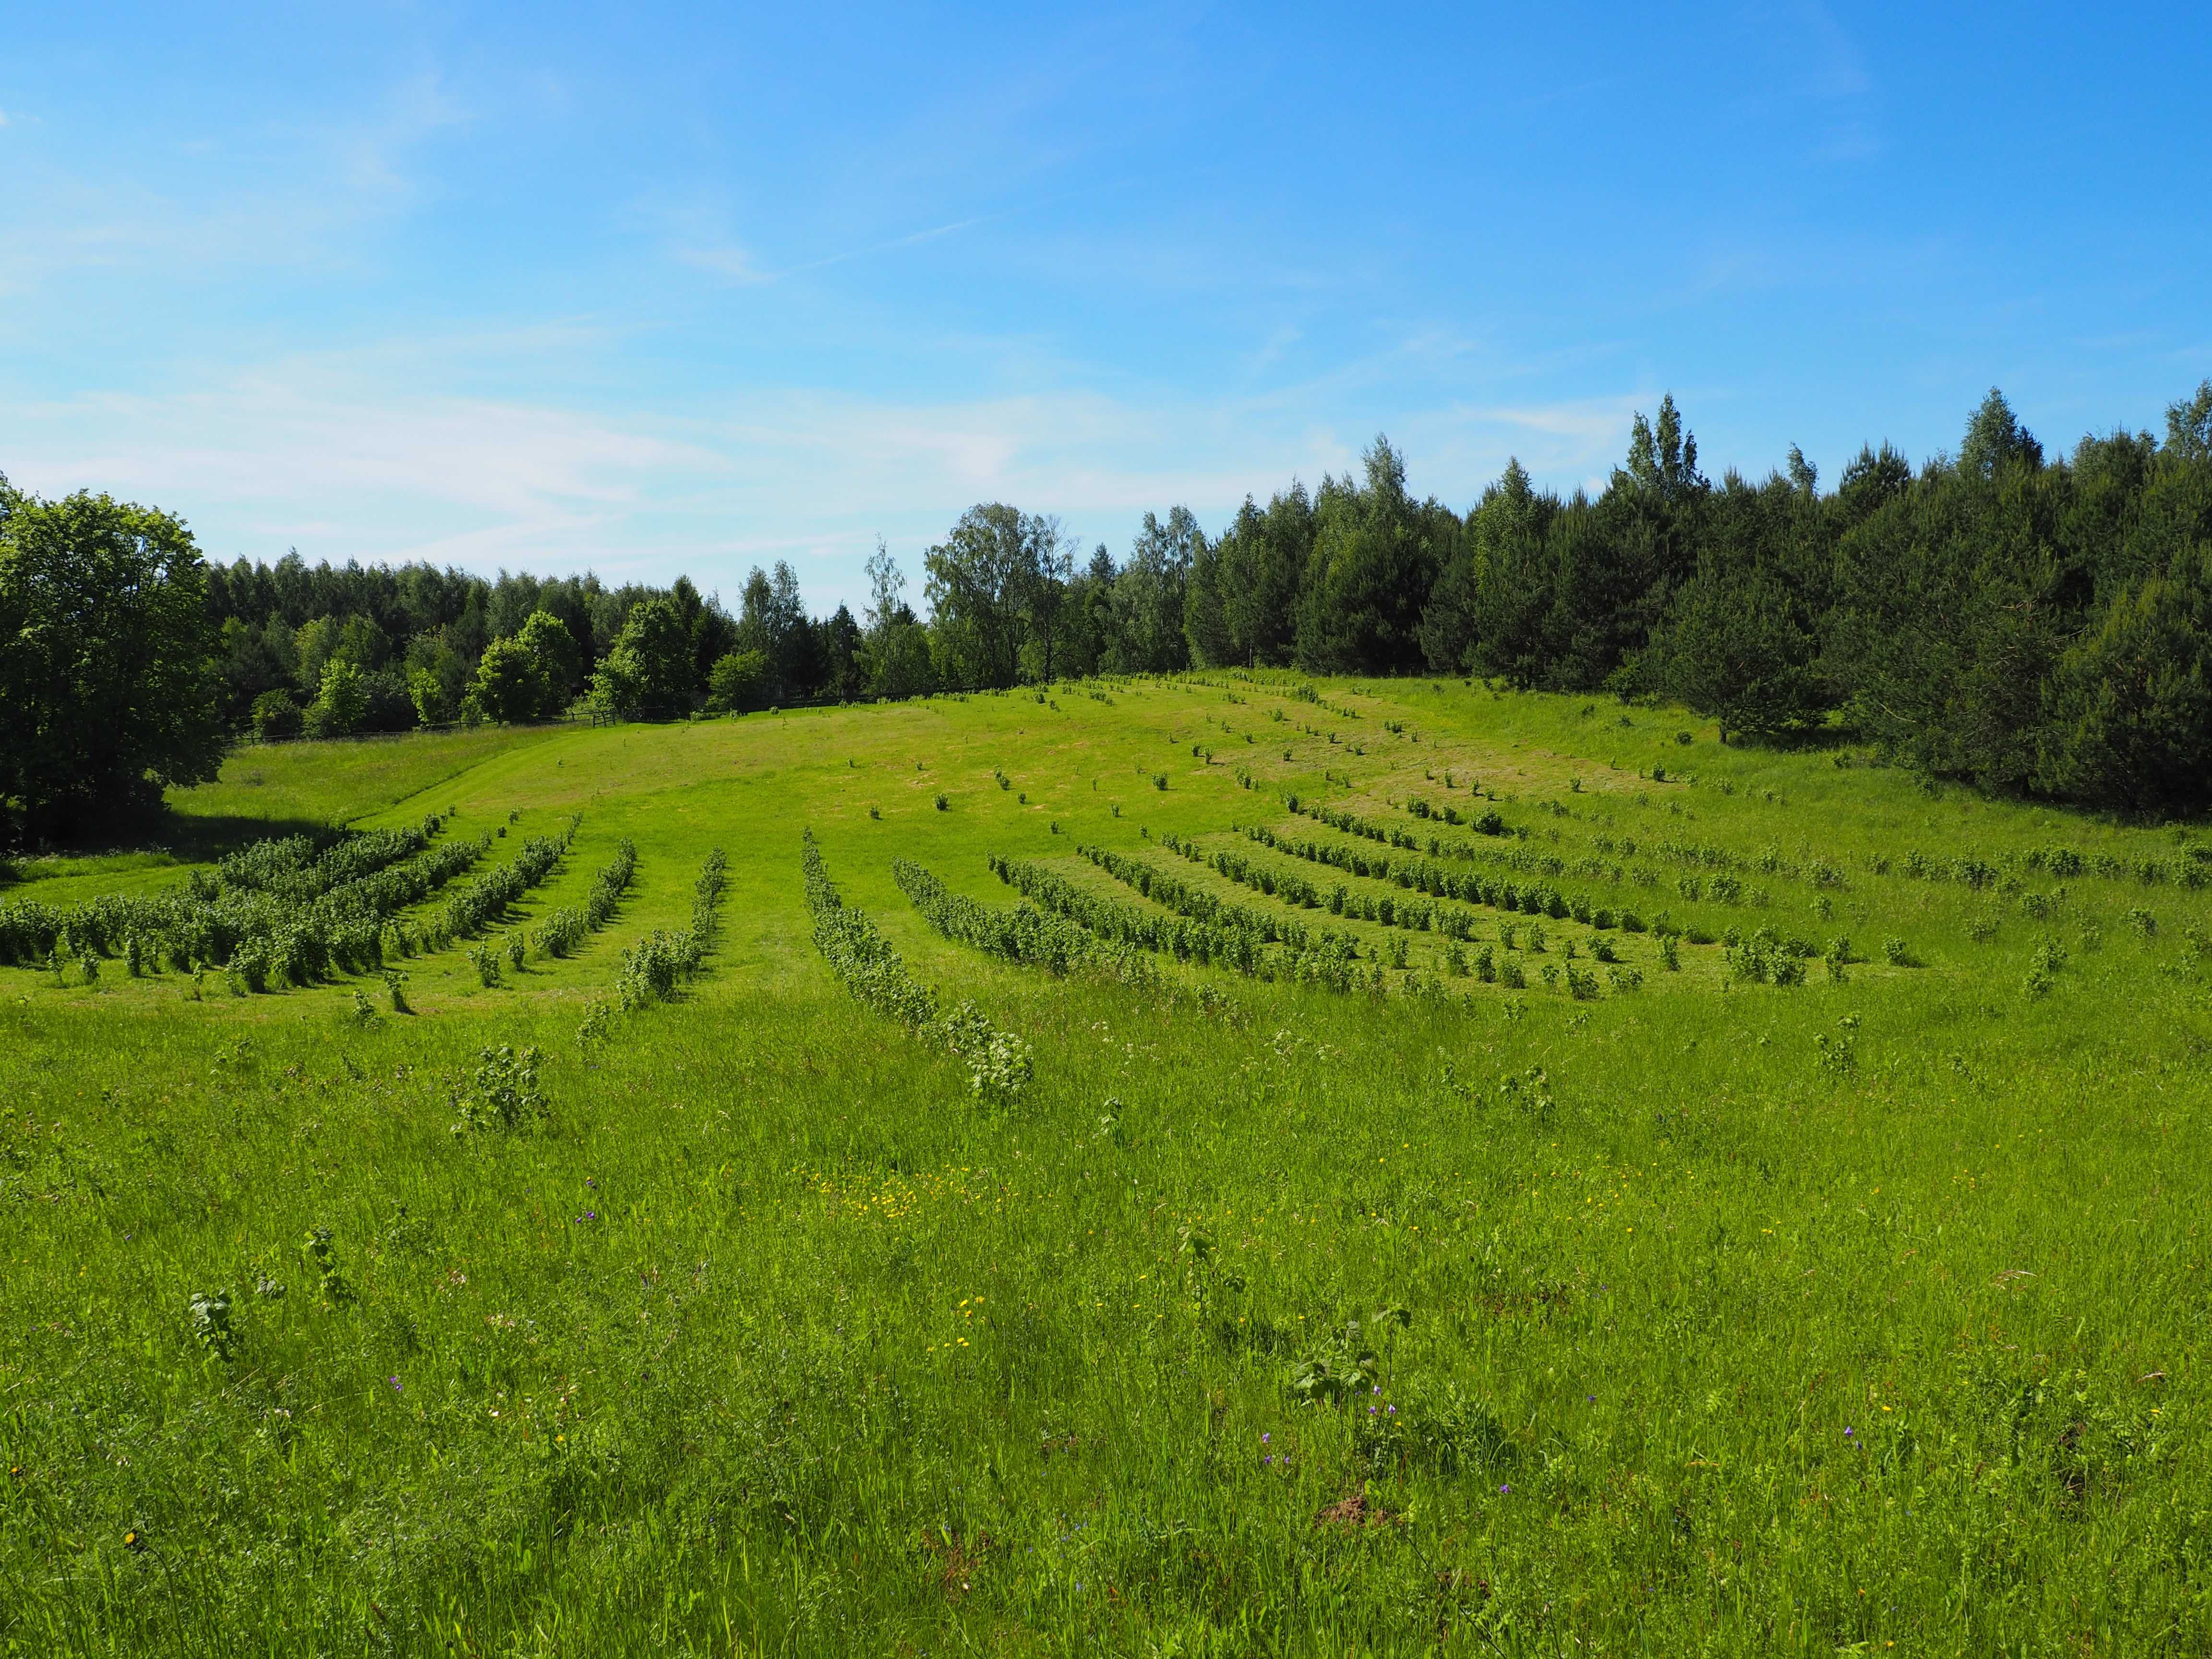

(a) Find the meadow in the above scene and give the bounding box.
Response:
[2,675,2209,1656]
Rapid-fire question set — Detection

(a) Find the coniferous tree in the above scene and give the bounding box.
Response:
[2039,546,2212,813]
[1296,438,1446,674]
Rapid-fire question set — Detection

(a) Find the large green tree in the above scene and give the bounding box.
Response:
[1419,459,1556,679]
[1296,438,1450,674]
[736,564,811,700]
[1547,397,1708,690]
[1643,469,1833,741]
[1105,508,1197,673]
[1193,485,1310,668]
[2038,544,2212,813]
[591,597,696,713]
[469,637,551,724]
[0,480,224,838]
[512,609,583,707]
[924,504,1052,689]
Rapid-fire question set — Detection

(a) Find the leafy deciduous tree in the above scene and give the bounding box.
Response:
[0,481,224,837]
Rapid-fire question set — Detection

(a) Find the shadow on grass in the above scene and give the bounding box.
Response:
[156,811,340,863]
[0,810,334,889]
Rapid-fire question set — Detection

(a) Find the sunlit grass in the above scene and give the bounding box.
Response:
[2,676,2207,1655]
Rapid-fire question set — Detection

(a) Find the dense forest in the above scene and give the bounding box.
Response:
[4,381,2211,838]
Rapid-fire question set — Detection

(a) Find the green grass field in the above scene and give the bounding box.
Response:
[5,675,2209,1656]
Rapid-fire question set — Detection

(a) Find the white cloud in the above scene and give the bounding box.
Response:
[0,349,1656,609]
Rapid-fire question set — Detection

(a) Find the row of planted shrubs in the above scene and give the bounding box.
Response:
[1,818,440,967]
[616,847,725,1008]
[533,838,637,958]
[805,833,1030,1096]
[442,817,580,938]
[805,832,938,1029]
[0,818,497,990]
[1166,829,1497,942]
[990,852,1387,996]
[1251,819,1650,933]
[892,858,1098,973]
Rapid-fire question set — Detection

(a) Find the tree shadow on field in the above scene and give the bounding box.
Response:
[156,811,341,863]
[0,809,336,888]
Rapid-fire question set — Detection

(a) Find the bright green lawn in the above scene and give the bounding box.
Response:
[3,677,2209,1656]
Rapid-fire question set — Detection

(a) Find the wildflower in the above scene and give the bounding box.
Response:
[1499,1484,1511,1495]
[388,1376,403,1393]
[124,1528,147,1553]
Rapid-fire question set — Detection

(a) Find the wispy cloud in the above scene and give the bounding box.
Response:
[336,72,470,205]
[0,73,467,298]
[1789,0,1871,99]
[779,214,992,277]
[2,344,1662,606]
[675,244,771,283]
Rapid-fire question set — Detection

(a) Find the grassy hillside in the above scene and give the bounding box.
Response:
[4,675,2208,1656]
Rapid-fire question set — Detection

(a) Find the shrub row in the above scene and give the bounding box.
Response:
[0,824,489,988]
[993,854,1384,997]
[1403,796,1510,835]
[1291,799,1607,894]
[804,831,938,1028]
[442,817,579,938]
[222,833,492,990]
[807,835,1031,1095]
[587,839,638,927]
[1166,830,1491,942]
[1247,821,1649,933]
[616,847,726,1009]
[1082,844,1314,951]
[535,839,638,959]
[1723,928,1821,985]
[893,859,1097,973]
[1901,845,2208,890]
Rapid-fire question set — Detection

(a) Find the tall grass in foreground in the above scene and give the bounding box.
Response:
[2,679,2210,1656]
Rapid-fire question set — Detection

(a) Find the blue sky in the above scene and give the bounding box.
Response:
[3,2,2207,615]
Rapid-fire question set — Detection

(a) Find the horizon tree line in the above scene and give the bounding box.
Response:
[4,378,2211,838]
